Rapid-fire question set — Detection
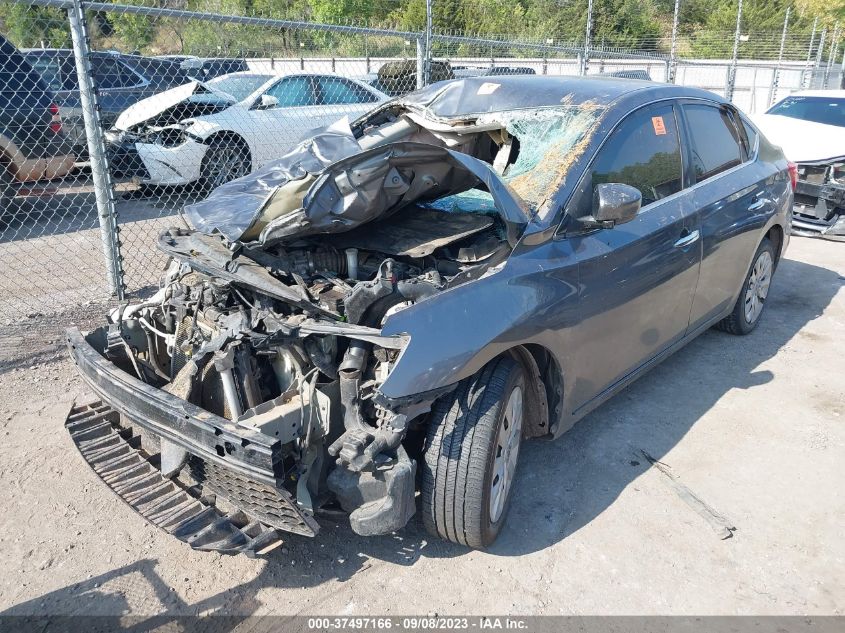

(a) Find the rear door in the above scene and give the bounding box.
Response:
[312,75,382,120]
[681,102,773,330]
[568,101,702,412]
[245,76,321,166]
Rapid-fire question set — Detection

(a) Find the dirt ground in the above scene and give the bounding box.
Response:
[0,236,842,617]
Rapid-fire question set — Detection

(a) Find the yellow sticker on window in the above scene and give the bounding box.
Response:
[652,116,667,135]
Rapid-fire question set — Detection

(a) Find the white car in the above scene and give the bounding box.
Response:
[752,90,845,239]
[106,72,388,189]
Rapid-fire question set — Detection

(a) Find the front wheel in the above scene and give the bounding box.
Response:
[200,136,251,192]
[716,238,775,335]
[420,356,526,548]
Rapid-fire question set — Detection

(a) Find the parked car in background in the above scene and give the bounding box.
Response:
[1,36,75,213]
[602,69,653,81]
[106,71,388,188]
[373,60,454,96]
[67,76,791,554]
[153,54,198,64]
[179,57,249,82]
[22,49,188,157]
[752,90,845,239]
[452,65,537,79]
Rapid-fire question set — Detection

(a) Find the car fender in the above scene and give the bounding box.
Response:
[378,248,577,409]
[186,110,255,157]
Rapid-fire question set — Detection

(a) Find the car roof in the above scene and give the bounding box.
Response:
[400,75,722,119]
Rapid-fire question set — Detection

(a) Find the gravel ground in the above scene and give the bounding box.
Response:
[0,236,842,617]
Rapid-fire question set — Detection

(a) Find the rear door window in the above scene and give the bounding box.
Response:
[91,56,144,89]
[683,103,744,182]
[265,77,317,107]
[586,102,684,209]
[316,76,378,105]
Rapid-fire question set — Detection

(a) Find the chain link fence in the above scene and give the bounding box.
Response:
[0,0,843,332]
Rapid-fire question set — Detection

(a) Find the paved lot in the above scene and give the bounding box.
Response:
[0,236,842,617]
[0,176,190,319]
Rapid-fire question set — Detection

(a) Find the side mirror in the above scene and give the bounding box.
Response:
[590,183,641,228]
[256,94,279,110]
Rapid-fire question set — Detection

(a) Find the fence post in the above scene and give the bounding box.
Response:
[423,0,432,85]
[67,0,124,299]
[803,17,818,89]
[726,0,744,101]
[814,28,827,89]
[668,0,680,83]
[767,7,790,107]
[839,48,845,90]
[416,38,425,89]
[581,0,593,76]
[824,24,839,88]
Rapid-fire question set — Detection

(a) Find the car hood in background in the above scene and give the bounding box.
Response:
[114,81,234,131]
[752,113,845,163]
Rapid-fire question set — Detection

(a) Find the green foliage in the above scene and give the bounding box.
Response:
[0,5,70,48]
[0,0,838,61]
[109,0,155,54]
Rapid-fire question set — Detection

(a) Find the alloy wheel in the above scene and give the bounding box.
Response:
[489,385,523,523]
[744,250,773,324]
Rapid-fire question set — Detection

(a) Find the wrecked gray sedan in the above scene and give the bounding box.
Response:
[66,76,792,553]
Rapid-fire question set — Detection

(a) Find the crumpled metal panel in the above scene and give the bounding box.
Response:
[183,133,529,246]
[258,141,529,246]
[184,117,362,243]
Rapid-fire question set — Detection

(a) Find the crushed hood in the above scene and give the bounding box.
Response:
[752,113,845,163]
[183,118,530,246]
[114,81,234,131]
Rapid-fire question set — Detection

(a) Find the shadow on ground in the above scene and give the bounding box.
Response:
[2,253,842,624]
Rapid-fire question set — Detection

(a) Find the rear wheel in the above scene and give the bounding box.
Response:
[200,136,251,191]
[420,356,526,548]
[716,238,775,335]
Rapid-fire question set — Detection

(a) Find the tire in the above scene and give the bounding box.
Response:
[715,238,775,335]
[421,356,526,548]
[200,136,251,192]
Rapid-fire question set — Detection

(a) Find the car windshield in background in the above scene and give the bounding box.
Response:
[197,74,272,103]
[767,96,845,128]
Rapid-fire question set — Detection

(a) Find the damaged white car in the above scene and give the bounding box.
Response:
[753,90,845,239]
[105,71,387,188]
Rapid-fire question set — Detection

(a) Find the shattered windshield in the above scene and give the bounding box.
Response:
[495,106,603,214]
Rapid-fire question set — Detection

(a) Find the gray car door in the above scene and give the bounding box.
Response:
[565,101,702,413]
[681,102,773,330]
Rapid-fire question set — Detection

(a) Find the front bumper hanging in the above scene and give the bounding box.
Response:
[65,328,320,553]
[65,399,287,555]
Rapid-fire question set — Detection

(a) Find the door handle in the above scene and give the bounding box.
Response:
[674,229,700,248]
[748,198,766,212]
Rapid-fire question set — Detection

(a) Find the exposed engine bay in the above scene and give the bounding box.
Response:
[792,160,845,239]
[72,91,598,545]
